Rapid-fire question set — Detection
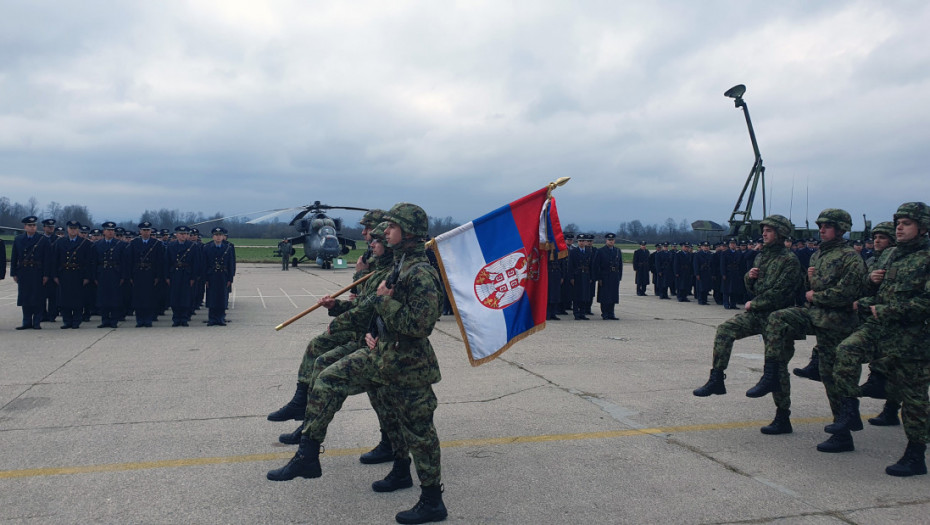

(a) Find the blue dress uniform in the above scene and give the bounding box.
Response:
[559,234,575,314]
[673,243,694,302]
[190,229,206,313]
[156,229,171,316]
[632,242,650,296]
[711,243,724,305]
[655,243,672,299]
[546,249,564,320]
[692,242,714,305]
[593,234,622,320]
[648,244,659,296]
[41,218,60,321]
[11,216,53,329]
[80,225,97,321]
[127,222,165,327]
[569,235,594,320]
[720,240,744,309]
[166,226,202,326]
[94,223,129,328]
[203,228,236,326]
[53,222,95,328]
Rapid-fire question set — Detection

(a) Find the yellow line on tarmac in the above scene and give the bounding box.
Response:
[0,415,840,480]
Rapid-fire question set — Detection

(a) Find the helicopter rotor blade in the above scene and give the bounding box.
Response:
[246,208,307,224]
[190,208,299,226]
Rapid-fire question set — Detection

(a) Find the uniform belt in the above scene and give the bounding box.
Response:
[64,264,80,270]
[137,263,151,270]
[19,260,38,268]
[102,264,120,269]
[174,263,189,269]
[609,266,618,272]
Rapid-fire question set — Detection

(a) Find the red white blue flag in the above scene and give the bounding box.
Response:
[432,184,568,366]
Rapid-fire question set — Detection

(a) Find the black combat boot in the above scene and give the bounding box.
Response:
[746,360,782,398]
[868,401,901,426]
[266,435,322,481]
[372,458,413,493]
[267,382,308,422]
[824,397,863,434]
[792,352,821,382]
[693,368,726,397]
[360,429,394,464]
[886,442,928,477]
[859,371,887,399]
[760,408,792,435]
[396,484,448,524]
[278,423,304,445]
[816,430,854,453]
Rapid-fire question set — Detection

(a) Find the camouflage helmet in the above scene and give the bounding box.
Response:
[369,221,389,242]
[893,202,930,230]
[759,214,794,238]
[359,209,386,228]
[872,221,896,240]
[816,208,852,232]
[383,202,429,238]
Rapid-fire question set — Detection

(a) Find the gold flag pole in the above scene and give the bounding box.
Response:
[547,176,570,198]
[274,272,375,331]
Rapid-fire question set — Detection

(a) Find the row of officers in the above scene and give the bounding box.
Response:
[546,231,875,321]
[4,216,236,330]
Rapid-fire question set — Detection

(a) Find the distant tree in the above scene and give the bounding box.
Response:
[629,220,645,239]
[45,201,63,221]
[664,218,678,236]
[61,204,93,226]
[563,222,579,234]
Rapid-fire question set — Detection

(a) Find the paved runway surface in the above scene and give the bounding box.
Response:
[1,264,927,524]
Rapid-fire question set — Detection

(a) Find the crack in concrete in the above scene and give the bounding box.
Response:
[0,331,114,414]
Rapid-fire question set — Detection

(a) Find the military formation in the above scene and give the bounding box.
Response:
[692,205,930,479]
[8,216,235,329]
[264,203,448,525]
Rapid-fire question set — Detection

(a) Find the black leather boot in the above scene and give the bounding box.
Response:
[793,352,821,382]
[395,484,448,524]
[360,429,394,464]
[760,408,792,435]
[693,368,726,397]
[278,423,304,445]
[859,371,887,399]
[372,458,413,493]
[824,397,863,434]
[816,430,854,453]
[746,360,782,398]
[266,436,322,481]
[868,401,901,426]
[267,382,308,422]
[886,442,927,477]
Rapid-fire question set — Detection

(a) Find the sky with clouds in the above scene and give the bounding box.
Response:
[2,1,929,232]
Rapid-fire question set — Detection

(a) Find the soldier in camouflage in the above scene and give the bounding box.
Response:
[828,203,930,476]
[266,210,390,457]
[857,221,902,426]
[748,209,865,452]
[692,215,802,399]
[267,202,448,525]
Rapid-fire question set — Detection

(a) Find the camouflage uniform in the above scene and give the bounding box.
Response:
[709,239,801,370]
[833,235,930,443]
[762,236,864,414]
[303,240,443,481]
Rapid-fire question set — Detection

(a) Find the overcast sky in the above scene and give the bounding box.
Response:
[2,1,929,232]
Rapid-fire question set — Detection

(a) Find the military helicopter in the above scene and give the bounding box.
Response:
[250,201,368,269]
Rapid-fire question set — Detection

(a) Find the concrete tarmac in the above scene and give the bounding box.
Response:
[1,264,927,524]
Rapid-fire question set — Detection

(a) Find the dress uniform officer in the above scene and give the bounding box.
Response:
[165,225,202,326]
[559,233,575,314]
[569,234,594,319]
[53,221,94,329]
[94,222,129,328]
[673,242,694,302]
[41,219,60,322]
[11,216,53,329]
[693,241,714,305]
[189,228,206,313]
[203,227,236,326]
[546,244,564,320]
[632,241,650,296]
[655,242,672,299]
[593,233,622,320]
[127,221,165,327]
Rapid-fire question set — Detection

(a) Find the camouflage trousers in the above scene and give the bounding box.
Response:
[711,311,769,370]
[834,324,930,443]
[765,307,851,416]
[297,330,357,385]
[302,346,442,486]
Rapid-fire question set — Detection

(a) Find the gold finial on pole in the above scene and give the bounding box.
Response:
[547,177,570,198]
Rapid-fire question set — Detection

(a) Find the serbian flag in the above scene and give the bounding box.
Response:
[432,186,568,366]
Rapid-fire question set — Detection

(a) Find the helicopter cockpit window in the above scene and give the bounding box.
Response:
[319,226,337,237]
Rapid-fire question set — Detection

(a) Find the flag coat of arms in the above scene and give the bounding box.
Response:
[431,184,567,366]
